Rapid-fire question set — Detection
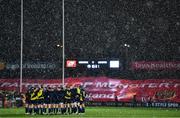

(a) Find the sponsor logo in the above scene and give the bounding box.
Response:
[66,60,77,67]
[155,90,176,100]
[0,81,179,89]
[132,61,180,70]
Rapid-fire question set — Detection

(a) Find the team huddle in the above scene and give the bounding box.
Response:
[25,85,86,115]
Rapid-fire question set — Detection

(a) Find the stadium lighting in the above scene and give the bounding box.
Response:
[124,43,130,48]
[57,44,63,48]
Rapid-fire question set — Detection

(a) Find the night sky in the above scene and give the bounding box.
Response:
[0,0,180,62]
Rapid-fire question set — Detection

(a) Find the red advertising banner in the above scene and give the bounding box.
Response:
[0,77,180,103]
[131,61,180,70]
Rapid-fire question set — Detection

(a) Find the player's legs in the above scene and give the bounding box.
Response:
[59,102,64,114]
[31,101,36,115]
[43,102,47,115]
[66,103,71,114]
[53,102,58,114]
[73,101,78,114]
[48,97,53,114]
[37,100,42,115]
[71,102,75,114]
[52,98,57,114]
[48,102,51,115]
[78,100,85,114]
[35,100,39,114]
[25,103,29,114]
[81,102,85,113]
[63,103,67,114]
[55,102,59,114]
[77,102,81,114]
[74,97,80,114]
[39,99,44,115]
[28,100,33,115]
[64,99,71,114]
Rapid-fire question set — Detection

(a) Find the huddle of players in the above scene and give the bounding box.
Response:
[25,85,86,115]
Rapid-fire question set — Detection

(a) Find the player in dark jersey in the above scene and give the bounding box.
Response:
[25,86,31,114]
[64,86,72,114]
[71,86,78,114]
[47,86,53,114]
[79,86,86,113]
[52,87,59,114]
[28,87,34,115]
[57,86,65,114]
[43,87,48,114]
[30,86,39,114]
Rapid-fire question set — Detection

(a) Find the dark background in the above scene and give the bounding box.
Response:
[0,0,179,79]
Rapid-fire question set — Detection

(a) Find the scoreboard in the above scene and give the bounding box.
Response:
[66,59,123,70]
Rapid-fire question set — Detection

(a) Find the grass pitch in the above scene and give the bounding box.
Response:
[0,107,179,118]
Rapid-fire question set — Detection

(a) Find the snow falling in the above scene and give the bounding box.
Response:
[0,0,179,79]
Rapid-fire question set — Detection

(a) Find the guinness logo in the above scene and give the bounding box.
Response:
[155,90,176,100]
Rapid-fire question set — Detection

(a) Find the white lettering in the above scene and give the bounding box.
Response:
[107,93,115,99]
[83,82,92,88]
[174,83,180,88]
[129,84,139,88]
[148,83,158,88]
[108,83,118,88]
[9,83,18,87]
[96,82,108,88]
[168,103,178,107]
[140,83,150,88]
[118,84,128,89]
[0,82,11,87]
[87,93,115,99]
[159,83,170,88]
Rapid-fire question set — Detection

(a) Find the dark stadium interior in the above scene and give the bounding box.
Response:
[0,0,179,79]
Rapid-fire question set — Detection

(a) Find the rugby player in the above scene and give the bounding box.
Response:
[52,87,59,114]
[75,85,83,114]
[71,86,78,114]
[30,86,39,115]
[25,84,86,115]
[25,86,31,114]
[43,86,48,114]
[64,85,72,114]
[47,86,53,114]
[79,85,86,113]
[57,86,65,114]
[37,85,44,115]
